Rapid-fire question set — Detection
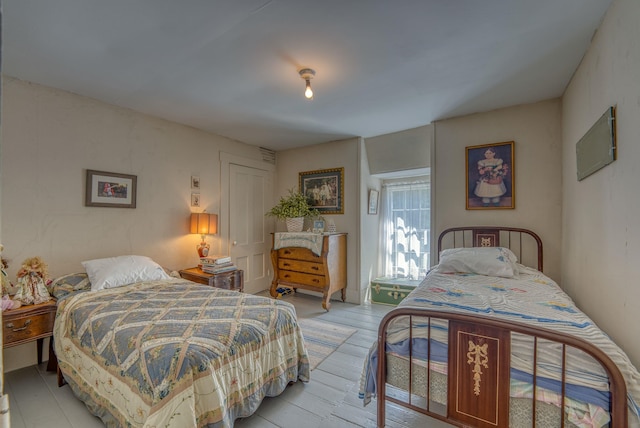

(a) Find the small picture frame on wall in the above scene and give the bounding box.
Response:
[368,189,379,215]
[85,169,137,208]
[191,175,201,189]
[466,141,515,209]
[191,193,201,207]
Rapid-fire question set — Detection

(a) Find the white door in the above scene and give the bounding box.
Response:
[229,163,272,294]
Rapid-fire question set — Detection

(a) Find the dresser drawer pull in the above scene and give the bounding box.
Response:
[6,319,32,332]
[284,250,292,255]
[311,266,319,271]
[312,279,319,283]
[283,262,291,267]
[283,274,291,279]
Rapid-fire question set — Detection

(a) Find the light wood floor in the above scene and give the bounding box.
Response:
[4,291,450,427]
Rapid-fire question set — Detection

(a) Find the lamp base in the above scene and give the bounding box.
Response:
[196,240,210,258]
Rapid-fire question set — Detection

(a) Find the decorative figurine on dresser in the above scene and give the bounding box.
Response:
[2,251,57,371]
[1,244,22,310]
[270,232,347,311]
[13,256,52,305]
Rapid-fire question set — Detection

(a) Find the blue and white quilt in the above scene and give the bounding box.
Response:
[54,278,310,427]
[360,265,640,427]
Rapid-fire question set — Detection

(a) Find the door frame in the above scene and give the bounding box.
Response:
[219,152,276,260]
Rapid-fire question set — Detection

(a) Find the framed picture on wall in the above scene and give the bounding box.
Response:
[299,167,344,214]
[368,189,379,215]
[85,169,137,208]
[466,141,515,210]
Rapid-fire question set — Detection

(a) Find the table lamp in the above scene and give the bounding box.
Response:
[190,212,217,258]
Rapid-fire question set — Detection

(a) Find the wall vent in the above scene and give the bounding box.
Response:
[260,147,276,164]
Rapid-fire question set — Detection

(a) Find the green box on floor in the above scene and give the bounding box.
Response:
[370,277,420,305]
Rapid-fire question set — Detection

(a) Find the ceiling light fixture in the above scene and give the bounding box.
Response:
[298,68,316,100]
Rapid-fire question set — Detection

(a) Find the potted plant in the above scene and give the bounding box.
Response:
[266,188,319,232]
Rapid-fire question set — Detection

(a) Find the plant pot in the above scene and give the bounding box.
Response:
[285,217,304,232]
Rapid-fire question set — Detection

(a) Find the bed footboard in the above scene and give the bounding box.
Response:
[376,308,628,428]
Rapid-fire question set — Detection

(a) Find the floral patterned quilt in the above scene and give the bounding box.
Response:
[54,278,310,427]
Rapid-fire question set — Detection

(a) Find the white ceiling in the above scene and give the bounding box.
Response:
[3,0,611,151]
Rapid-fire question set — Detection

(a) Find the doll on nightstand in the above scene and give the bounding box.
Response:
[1,244,12,297]
[13,256,52,305]
[0,244,22,311]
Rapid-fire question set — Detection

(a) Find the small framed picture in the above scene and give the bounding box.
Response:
[368,189,379,215]
[85,169,137,208]
[313,219,325,233]
[191,193,200,207]
[191,175,201,189]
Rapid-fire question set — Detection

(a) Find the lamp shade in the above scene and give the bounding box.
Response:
[190,213,217,235]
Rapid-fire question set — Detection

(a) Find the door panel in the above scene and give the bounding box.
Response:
[229,164,271,294]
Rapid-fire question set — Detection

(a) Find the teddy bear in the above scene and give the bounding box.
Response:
[13,256,52,305]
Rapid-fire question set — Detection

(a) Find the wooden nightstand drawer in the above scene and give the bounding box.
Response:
[3,300,57,347]
[179,267,244,292]
[179,269,210,285]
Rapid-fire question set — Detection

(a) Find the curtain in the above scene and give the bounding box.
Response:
[380,177,430,280]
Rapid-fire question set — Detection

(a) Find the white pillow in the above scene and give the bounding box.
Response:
[435,247,519,278]
[82,255,170,291]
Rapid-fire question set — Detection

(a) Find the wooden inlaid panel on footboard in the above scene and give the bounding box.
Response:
[376,309,628,428]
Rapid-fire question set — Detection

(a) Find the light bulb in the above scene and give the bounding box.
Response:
[304,80,313,99]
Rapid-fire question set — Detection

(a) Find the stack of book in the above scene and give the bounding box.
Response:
[200,255,237,274]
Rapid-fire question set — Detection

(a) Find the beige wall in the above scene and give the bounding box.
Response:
[274,138,361,304]
[365,125,432,175]
[433,99,563,282]
[561,0,640,367]
[359,139,381,303]
[1,77,263,371]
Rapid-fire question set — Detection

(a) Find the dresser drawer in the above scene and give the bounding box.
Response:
[3,309,55,346]
[278,258,324,275]
[278,270,326,288]
[277,247,322,262]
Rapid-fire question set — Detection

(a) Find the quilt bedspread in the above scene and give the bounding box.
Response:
[360,266,640,427]
[54,279,310,427]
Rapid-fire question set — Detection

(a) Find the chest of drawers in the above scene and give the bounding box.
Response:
[270,233,346,310]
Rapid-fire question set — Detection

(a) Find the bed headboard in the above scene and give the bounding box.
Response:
[437,226,543,271]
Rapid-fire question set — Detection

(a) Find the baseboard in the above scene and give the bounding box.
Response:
[0,393,10,427]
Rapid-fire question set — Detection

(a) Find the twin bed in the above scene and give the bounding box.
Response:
[360,226,640,428]
[49,256,309,427]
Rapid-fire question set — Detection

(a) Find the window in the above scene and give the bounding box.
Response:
[381,177,430,280]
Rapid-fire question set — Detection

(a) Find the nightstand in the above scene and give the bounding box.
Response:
[3,300,57,370]
[179,267,244,292]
